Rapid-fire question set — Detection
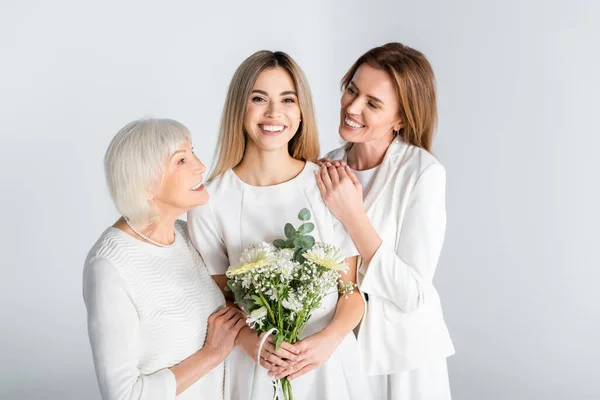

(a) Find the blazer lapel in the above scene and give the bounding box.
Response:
[358,139,405,213]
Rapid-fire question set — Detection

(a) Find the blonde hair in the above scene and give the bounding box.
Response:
[210,50,319,180]
[104,118,191,223]
[342,42,437,152]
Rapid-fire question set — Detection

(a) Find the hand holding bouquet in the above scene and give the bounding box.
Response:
[226,208,355,400]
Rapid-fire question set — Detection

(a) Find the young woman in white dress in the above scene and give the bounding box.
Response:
[316,43,455,399]
[187,51,370,400]
[83,118,247,400]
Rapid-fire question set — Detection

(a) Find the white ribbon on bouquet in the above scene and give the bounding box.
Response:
[257,327,285,400]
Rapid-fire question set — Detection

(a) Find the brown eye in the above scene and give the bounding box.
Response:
[178,158,185,165]
[252,96,266,102]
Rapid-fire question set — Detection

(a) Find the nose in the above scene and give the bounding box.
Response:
[345,96,362,115]
[193,154,206,174]
[265,100,282,118]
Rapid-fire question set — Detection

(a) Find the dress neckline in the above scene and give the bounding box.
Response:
[228,161,312,190]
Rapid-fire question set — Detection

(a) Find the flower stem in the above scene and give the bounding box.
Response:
[258,291,276,324]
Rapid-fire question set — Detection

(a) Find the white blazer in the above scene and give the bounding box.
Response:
[325,138,455,375]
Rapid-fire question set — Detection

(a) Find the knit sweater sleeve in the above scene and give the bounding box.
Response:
[83,256,177,400]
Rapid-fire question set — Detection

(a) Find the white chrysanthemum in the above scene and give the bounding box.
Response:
[281,293,303,312]
[246,306,268,329]
[303,243,348,271]
[227,243,275,276]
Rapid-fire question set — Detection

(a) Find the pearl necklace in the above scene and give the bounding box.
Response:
[123,217,174,248]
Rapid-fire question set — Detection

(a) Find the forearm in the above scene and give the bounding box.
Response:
[322,291,364,341]
[212,274,234,301]
[341,212,382,267]
[170,347,222,396]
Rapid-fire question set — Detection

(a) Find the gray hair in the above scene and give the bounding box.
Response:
[104,118,191,222]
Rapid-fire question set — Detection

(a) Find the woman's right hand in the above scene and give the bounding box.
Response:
[203,307,247,362]
[236,326,300,372]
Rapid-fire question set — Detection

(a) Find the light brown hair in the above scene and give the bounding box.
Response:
[342,42,437,152]
[210,51,319,180]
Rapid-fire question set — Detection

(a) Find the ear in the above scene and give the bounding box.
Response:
[393,120,404,132]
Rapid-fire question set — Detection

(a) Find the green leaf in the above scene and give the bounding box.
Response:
[275,335,284,350]
[298,223,314,234]
[294,235,315,249]
[251,295,263,306]
[293,247,305,263]
[284,223,296,239]
[298,208,311,221]
[273,239,287,249]
[293,237,304,248]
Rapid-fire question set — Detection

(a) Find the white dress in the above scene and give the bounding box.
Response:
[83,220,226,400]
[188,162,371,400]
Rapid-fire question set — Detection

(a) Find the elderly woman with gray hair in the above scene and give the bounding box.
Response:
[83,118,245,400]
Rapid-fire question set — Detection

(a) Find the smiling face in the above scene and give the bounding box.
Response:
[151,139,208,215]
[243,67,302,153]
[339,64,403,145]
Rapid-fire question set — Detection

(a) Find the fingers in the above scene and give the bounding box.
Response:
[209,306,231,322]
[221,308,242,324]
[315,170,327,198]
[316,157,331,166]
[260,350,291,368]
[266,342,299,362]
[345,165,361,186]
[327,163,340,185]
[277,341,301,358]
[275,359,311,380]
[288,363,317,381]
[320,165,333,191]
[231,317,247,335]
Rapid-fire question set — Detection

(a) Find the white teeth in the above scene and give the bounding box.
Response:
[345,118,363,129]
[261,125,285,132]
[191,181,203,190]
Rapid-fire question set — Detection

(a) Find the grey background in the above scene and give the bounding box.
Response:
[1,0,599,399]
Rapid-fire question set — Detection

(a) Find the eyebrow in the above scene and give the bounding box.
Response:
[252,89,298,96]
[349,81,385,105]
[172,149,187,157]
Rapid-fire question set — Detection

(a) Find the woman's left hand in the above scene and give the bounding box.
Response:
[315,162,364,224]
[269,329,344,381]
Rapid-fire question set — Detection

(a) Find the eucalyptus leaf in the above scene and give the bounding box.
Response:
[301,235,315,249]
[284,223,296,239]
[293,237,304,248]
[298,208,311,221]
[273,239,287,249]
[298,223,314,234]
[293,247,305,263]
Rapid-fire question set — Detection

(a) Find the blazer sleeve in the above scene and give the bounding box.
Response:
[359,162,447,312]
[187,203,230,275]
[83,257,177,400]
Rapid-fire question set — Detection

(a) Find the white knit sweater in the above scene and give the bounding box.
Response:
[83,220,225,400]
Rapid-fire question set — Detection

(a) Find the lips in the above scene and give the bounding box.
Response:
[259,123,287,136]
[190,181,204,191]
[344,115,365,129]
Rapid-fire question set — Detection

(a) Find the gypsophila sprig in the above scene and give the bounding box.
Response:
[225,208,356,400]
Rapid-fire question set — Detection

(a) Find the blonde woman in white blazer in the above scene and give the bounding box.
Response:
[315,43,455,399]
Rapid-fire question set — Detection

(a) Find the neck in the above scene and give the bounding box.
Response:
[234,142,305,186]
[116,212,178,246]
[347,135,394,171]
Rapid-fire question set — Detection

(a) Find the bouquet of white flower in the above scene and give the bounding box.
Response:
[226,208,355,400]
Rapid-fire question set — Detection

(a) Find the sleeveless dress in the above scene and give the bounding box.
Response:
[188,162,371,400]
